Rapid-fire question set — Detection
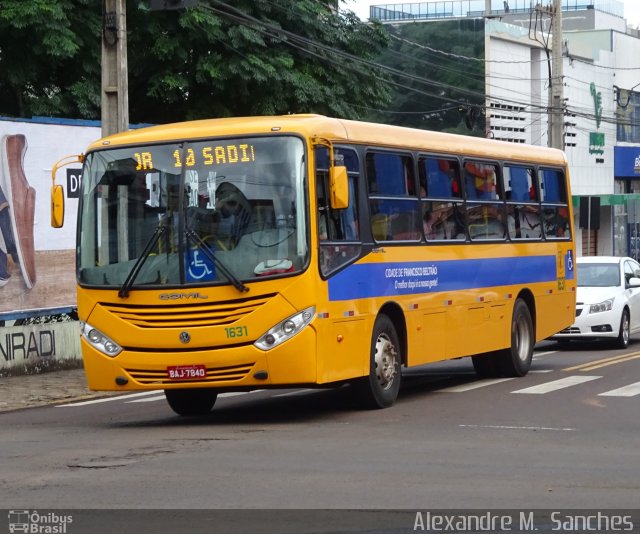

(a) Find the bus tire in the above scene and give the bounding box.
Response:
[164,388,217,416]
[496,298,534,377]
[352,314,402,409]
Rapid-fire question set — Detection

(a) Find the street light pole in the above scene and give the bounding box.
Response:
[101,0,129,137]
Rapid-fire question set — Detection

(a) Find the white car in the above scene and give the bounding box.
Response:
[552,256,640,348]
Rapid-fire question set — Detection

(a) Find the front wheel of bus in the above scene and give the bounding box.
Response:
[353,314,402,409]
[497,298,534,377]
[164,388,218,416]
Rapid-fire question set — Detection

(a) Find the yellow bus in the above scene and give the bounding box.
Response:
[51,115,576,415]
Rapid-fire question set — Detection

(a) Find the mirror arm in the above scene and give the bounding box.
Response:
[51,154,84,188]
[50,154,84,228]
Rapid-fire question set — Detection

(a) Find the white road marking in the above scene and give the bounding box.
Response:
[459,424,575,431]
[436,378,515,393]
[126,390,264,403]
[127,395,166,403]
[512,375,601,394]
[532,351,558,358]
[598,381,640,397]
[272,389,316,398]
[56,390,159,407]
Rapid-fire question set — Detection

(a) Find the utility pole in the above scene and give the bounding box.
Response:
[101,0,129,137]
[549,0,564,150]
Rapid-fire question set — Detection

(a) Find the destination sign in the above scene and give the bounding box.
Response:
[133,143,256,171]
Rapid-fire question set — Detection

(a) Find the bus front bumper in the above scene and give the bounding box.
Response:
[81,327,317,391]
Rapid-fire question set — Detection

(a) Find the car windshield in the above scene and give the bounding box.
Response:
[577,263,620,287]
[77,136,308,290]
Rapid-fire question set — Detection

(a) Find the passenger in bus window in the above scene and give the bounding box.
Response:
[423,204,452,240]
[464,162,497,200]
[543,206,569,237]
[507,205,542,240]
[423,210,437,240]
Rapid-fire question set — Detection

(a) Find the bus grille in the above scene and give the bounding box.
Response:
[102,293,276,328]
[125,363,254,385]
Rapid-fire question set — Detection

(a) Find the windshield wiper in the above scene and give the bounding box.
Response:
[118,224,167,298]
[185,229,249,293]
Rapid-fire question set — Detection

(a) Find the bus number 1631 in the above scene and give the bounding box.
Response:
[225,326,248,338]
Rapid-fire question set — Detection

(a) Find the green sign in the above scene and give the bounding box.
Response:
[591,82,603,129]
[589,132,604,155]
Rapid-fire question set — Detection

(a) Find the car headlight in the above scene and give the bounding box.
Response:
[254,306,315,351]
[589,298,614,314]
[80,321,122,357]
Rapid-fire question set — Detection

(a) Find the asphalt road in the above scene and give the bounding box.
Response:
[1,341,639,532]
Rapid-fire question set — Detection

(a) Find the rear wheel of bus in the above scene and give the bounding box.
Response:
[472,298,533,378]
[352,314,402,409]
[164,388,218,416]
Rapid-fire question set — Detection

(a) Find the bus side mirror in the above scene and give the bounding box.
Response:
[329,165,349,209]
[50,153,83,228]
[51,184,65,228]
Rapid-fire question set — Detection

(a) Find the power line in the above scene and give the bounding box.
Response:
[204,0,567,117]
[389,33,551,65]
[198,1,640,132]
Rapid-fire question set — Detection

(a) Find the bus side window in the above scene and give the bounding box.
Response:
[420,157,461,199]
[540,168,570,239]
[504,165,541,240]
[316,147,361,276]
[316,147,360,242]
[464,161,505,241]
[418,157,464,242]
[367,152,411,195]
[367,152,420,242]
[464,161,500,201]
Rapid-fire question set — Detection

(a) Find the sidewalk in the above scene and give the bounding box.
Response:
[0,368,109,412]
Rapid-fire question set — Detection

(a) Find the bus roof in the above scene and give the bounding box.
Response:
[88,114,567,166]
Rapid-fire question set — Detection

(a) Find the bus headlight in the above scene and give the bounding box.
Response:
[81,321,122,357]
[254,306,315,351]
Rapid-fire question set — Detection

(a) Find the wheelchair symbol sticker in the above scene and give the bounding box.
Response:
[186,248,216,282]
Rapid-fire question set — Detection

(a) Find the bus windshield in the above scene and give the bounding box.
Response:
[78,136,308,290]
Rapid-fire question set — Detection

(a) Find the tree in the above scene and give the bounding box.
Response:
[0,0,390,123]
[366,19,486,134]
[0,0,100,118]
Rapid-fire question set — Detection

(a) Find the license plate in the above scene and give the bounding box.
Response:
[167,364,206,380]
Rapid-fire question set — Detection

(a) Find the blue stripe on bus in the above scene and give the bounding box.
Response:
[328,255,569,301]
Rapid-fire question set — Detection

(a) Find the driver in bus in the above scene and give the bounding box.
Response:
[214,182,252,248]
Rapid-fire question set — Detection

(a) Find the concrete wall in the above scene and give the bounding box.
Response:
[0,320,81,373]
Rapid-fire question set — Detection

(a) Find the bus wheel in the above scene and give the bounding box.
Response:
[496,299,534,377]
[164,388,217,416]
[353,314,402,409]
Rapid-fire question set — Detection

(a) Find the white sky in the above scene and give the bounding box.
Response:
[345,0,640,28]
